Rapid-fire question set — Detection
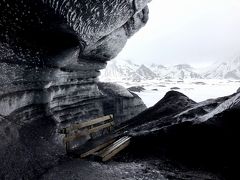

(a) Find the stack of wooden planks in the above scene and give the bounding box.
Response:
[59,114,131,161]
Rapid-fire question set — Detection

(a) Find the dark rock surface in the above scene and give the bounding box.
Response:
[128,85,145,92]
[0,0,149,178]
[124,91,240,179]
[170,87,180,90]
[125,91,196,130]
[192,81,206,85]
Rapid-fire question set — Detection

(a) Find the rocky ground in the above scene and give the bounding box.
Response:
[41,89,240,180]
[41,157,221,180]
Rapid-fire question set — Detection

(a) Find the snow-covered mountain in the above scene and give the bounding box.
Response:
[149,63,202,79]
[203,56,240,79]
[100,59,152,81]
[136,65,157,79]
[100,57,240,81]
[159,64,202,79]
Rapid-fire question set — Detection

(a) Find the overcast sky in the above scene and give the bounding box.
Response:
[117,0,240,68]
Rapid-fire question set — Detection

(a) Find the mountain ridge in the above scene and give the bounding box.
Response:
[100,57,240,81]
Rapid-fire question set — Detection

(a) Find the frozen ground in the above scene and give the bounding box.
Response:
[102,79,240,107]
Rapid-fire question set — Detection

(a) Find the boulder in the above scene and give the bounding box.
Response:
[126,91,240,178]
[126,91,196,131]
[128,86,146,92]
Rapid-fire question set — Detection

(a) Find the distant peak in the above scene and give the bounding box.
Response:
[174,64,192,69]
[140,64,147,68]
[150,63,166,69]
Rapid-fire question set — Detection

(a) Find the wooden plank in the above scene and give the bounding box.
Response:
[88,122,114,134]
[99,136,130,158]
[65,114,113,132]
[76,115,113,129]
[63,122,115,143]
[102,140,131,162]
[96,137,126,156]
[97,136,129,156]
[80,139,116,158]
[69,133,122,156]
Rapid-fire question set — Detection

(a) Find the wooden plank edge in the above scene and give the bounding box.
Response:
[80,139,116,158]
[66,114,114,132]
[100,137,131,157]
[96,136,129,156]
[102,140,131,162]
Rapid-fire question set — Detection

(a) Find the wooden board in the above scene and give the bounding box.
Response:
[97,136,129,157]
[60,114,115,153]
[102,139,131,162]
[88,122,114,134]
[69,133,121,156]
[63,122,115,143]
[65,114,113,133]
[96,136,131,161]
[80,139,116,158]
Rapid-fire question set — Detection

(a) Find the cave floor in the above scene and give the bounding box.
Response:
[40,157,222,180]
